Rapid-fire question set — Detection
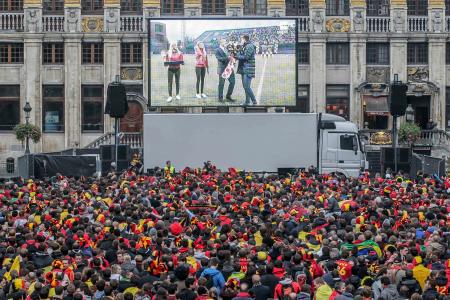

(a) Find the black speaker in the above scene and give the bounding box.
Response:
[100,145,113,161]
[117,145,130,161]
[389,83,408,117]
[105,82,128,118]
[381,147,411,164]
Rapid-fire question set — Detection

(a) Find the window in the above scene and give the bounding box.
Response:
[81,0,103,14]
[43,43,64,64]
[244,0,267,15]
[0,0,23,11]
[297,85,309,113]
[447,0,450,15]
[326,43,349,64]
[82,43,103,64]
[0,85,20,131]
[447,43,450,64]
[43,85,64,132]
[298,43,309,64]
[43,0,63,14]
[340,135,357,151]
[286,0,308,16]
[202,0,225,14]
[326,85,350,120]
[82,85,103,132]
[407,42,428,65]
[326,0,349,16]
[407,0,427,16]
[121,0,142,12]
[0,43,23,64]
[447,87,450,129]
[121,43,142,64]
[366,43,389,65]
[161,0,183,15]
[367,0,389,16]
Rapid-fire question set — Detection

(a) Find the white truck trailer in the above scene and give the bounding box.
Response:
[143,113,367,177]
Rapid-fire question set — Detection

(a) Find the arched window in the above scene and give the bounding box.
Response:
[407,0,427,16]
[285,0,308,16]
[367,0,389,16]
[243,0,267,15]
[161,0,184,15]
[202,0,225,15]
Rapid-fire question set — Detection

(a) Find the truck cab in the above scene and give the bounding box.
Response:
[319,114,366,178]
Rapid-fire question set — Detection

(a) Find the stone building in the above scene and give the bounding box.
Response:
[0,0,449,158]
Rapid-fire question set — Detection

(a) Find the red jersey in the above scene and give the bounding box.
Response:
[336,259,353,281]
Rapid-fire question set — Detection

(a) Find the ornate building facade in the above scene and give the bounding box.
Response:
[0,0,449,156]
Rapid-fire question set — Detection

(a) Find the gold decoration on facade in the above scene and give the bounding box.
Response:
[82,17,104,32]
[309,0,325,8]
[429,0,445,8]
[121,67,143,81]
[226,0,243,5]
[23,0,42,7]
[64,0,81,7]
[267,0,285,6]
[143,0,161,6]
[104,0,120,7]
[370,132,392,145]
[390,0,407,8]
[325,19,351,32]
[350,0,366,7]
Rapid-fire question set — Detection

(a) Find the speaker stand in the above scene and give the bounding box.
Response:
[115,117,119,173]
[393,116,398,174]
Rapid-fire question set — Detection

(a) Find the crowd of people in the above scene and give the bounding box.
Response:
[0,160,449,300]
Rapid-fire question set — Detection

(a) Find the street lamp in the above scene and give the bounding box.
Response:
[23,101,32,154]
[405,104,415,123]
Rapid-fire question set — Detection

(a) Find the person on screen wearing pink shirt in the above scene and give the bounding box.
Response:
[195,41,209,100]
[164,42,184,103]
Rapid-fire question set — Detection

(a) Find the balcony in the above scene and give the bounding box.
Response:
[120,15,144,32]
[0,12,24,31]
[43,15,64,32]
[408,16,428,32]
[298,16,309,32]
[366,16,390,32]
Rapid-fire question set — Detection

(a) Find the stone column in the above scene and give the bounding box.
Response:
[350,37,366,126]
[429,0,445,33]
[64,0,82,32]
[226,0,243,16]
[143,38,149,109]
[185,0,201,16]
[104,0,120,33]
[429,36,446,128]
[267,0,285,17]
[64,34,82,149]
[390,0,407,33]
[23,33,43,153]
[143,0,161,19]
[390,38,407,83]
[309,35,327,113]
[103,34,121,133]
[350,0,365,33]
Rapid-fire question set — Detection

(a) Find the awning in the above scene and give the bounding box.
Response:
[364,96,389,115]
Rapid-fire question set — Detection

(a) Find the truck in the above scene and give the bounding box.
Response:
[143,113,367,177]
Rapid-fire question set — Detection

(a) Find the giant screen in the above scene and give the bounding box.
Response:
[148,18,298,107]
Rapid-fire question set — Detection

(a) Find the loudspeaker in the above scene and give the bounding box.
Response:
[389,83,408,117]
[105,82,128,118]
[117,145,130,161]
[381,147,411,164]
[100,145,113,161]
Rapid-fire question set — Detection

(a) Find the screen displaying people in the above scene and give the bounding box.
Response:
[149,19,297,106]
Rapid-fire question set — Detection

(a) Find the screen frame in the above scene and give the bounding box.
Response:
[147,17,299,108]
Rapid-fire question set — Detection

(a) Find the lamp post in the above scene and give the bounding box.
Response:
[23,101,32,154]
[405,104,415,123]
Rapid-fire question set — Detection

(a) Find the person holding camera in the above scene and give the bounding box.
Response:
[215,38,236,103]
[235,34,257,106]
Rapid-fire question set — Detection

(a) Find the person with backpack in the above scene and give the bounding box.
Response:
[200,258,226,295]
[274,278,300,300]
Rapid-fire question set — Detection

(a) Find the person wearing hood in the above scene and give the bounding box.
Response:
[379,277,401,300]
[200,257,226,294]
